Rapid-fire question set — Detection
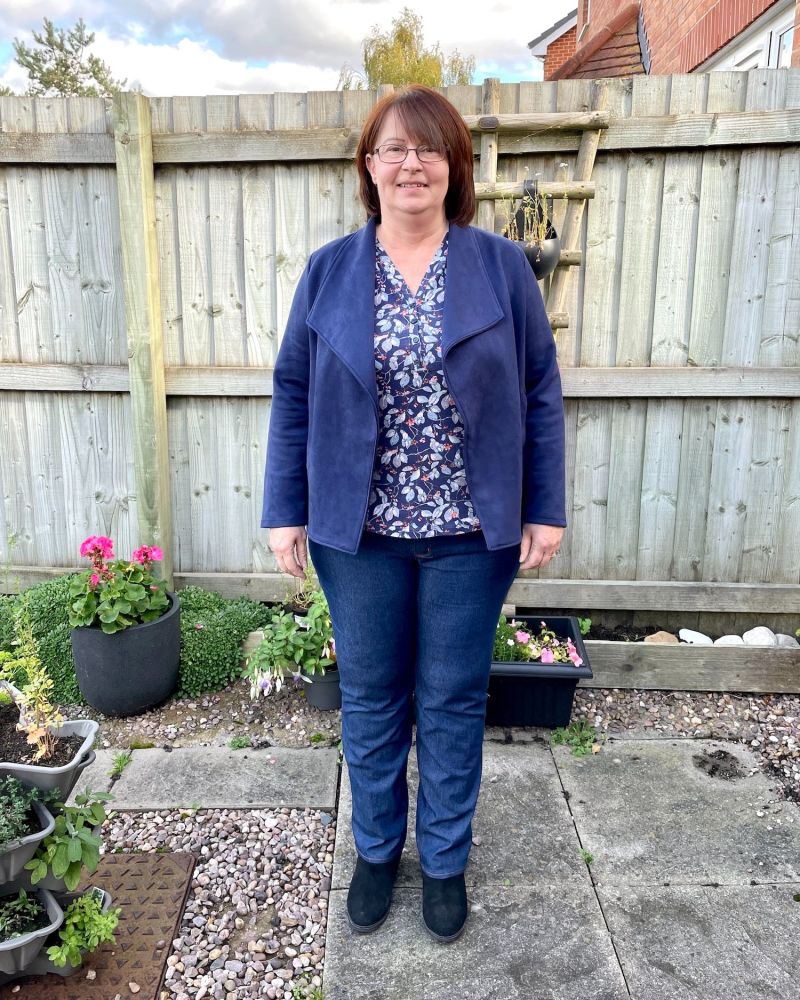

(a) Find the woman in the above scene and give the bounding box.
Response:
[261,85,566,944]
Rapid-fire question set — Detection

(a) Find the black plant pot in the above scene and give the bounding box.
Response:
[302,665,341,711]
[70,592,181,718]
[509,179,562,280]
[486,616,593,728]
[517,229,562,280]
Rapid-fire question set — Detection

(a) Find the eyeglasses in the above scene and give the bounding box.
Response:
[372,142,447,163]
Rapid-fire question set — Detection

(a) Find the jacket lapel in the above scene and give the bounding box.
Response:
[441,223,504,356]
[306,217,505,408]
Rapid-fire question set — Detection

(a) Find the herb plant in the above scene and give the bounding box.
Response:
[0,775,42,850]
[24,789,110,890]
[46,890,120,967]
[0,888,47,941]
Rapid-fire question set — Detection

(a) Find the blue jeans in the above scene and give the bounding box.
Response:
[308,529,520,878]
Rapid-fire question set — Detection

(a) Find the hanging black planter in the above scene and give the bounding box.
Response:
[507,179,561,281]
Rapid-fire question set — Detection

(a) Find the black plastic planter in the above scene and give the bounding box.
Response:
[486,616,593,728]
[302,665,341,711]
[70,591,181,718]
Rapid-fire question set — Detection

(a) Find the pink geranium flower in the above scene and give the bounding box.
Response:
[80,535,114,560]
[89,573,100,588]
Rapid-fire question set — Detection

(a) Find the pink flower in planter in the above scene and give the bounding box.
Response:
[132,545,164,566]
[539,648,555,664]
[89,573,100,588]
[515,630,531,644]
[80,535,114,560]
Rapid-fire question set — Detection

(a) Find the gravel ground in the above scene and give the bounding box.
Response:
[57,682,800,999]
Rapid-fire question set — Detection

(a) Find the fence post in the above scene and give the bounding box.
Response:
[477,77,500,233]
[111,91,174,589]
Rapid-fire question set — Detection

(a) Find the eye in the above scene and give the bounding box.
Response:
[384,143,406,154]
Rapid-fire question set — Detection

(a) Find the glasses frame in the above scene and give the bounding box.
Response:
[372,142,448,164]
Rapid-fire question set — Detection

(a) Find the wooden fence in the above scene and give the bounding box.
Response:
[0,70,799,634]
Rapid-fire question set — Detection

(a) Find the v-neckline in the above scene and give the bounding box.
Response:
[376,231,448,299]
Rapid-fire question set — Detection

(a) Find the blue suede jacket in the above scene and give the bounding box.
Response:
[260,217,566,554]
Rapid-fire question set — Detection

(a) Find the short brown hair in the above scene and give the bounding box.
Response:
[355,85,476,227]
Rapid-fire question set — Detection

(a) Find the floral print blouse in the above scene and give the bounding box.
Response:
[364,231,482,538]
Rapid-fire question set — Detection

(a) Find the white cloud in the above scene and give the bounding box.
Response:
[0,0,573,96]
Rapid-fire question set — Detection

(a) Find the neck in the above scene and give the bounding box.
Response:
[376,212,448,249]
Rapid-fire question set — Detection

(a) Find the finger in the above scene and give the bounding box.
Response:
[295,534,308,573]
[520,546,544,570]
[519,533,532,564]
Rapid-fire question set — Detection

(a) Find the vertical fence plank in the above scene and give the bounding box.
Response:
[477,78,500,233]
[112,92,174,586]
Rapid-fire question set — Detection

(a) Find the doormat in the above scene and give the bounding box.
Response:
[4,851,196,999]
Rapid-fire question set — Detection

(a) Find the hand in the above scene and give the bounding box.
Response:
[269,526,308,579]
[519,523,564,570]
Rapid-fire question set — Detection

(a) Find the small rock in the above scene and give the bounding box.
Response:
[742,626,777,646]
[679,628,712,645]
[713,635,745,645]
[644,631,679,644]
[86,970,97,980]
[129,984,141,995]
[776,633,800,648]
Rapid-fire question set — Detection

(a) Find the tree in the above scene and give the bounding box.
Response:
[338,8,476,90]
[0,18,129,98]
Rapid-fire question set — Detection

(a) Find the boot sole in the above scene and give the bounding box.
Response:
[347,905,391,933]
[420,911,467,943]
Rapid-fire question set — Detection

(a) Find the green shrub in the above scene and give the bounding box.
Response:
[0,595,16,652]
[176,586,273,698]
[0,578,80,704]
[2,580,275,706]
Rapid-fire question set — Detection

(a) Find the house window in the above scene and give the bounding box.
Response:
[773,24,794,67]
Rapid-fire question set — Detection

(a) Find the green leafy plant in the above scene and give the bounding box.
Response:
[493,616,584,667]
[68,536,169,635]
[0,888,48,940]
[110,750,132,779]
[550,718,602,758]
[45,890,120,967]
[229,735,252,750]
[309,733,326,745]
[243,587,334,698]
[0,775,43,850]
[579,847,594,865]
[577,617,591,636]
[24,789,110,890]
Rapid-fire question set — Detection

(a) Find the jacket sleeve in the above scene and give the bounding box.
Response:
[260,264,312,529]
[520,265,567,528]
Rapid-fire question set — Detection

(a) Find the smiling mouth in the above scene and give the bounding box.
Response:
[398,183,427,188]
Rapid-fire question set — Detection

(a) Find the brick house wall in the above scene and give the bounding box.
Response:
[545,0,798,78]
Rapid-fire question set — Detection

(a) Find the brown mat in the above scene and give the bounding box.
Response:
[4,852,195,999]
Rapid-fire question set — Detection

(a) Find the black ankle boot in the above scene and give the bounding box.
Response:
[421,870,468,942]
[347,853,402,933]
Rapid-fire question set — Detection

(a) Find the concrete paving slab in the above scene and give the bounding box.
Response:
[598,882,800,999]
[107,746,339,810]
[65,749,116,805]
[554,738,800,884]
[323,884,628,1000]
[334,742,593,890]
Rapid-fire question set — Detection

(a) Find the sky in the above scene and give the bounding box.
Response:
[0,0,577,96]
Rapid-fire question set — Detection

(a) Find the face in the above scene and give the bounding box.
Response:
[365,110,450,224]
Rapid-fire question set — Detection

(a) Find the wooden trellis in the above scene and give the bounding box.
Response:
[467,79,610,331]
